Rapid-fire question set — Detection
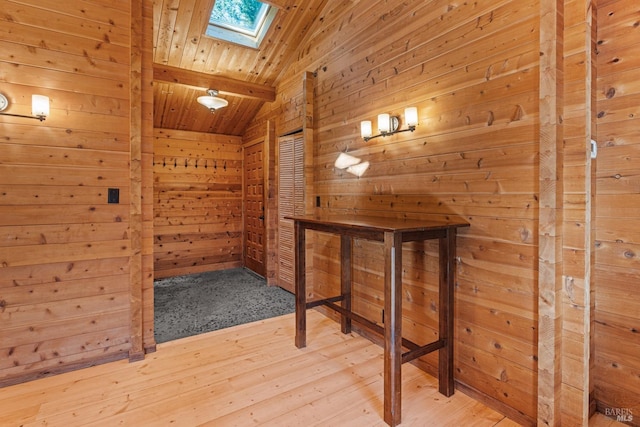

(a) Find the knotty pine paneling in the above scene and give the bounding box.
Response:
[153,129,243,278]
[246,0,541,423]
[595,0,640,420]
[0,0,156,386]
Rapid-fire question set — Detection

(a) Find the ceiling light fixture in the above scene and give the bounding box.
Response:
[0,92,49,121]
[197,89,228,113]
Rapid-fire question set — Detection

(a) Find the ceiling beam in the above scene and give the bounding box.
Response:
[153,64,276,102]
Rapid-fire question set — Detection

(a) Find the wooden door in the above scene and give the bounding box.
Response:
[243,141,266,276]
[277,132,304,293]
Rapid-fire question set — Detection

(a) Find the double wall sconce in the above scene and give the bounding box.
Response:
[0,92,49,121]
[334,152,370,177]
[361,106,418,142]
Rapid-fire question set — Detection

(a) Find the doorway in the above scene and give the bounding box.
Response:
[243,141,266,277]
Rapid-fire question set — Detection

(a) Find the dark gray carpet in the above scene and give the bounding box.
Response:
[154,268,295,343]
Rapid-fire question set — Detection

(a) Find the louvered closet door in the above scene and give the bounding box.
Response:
[278,132,304,293]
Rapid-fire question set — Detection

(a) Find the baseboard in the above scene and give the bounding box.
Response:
[0,351,128,389]
[455,380,535,426]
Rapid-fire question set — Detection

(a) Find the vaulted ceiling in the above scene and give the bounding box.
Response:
[152,0,328,135]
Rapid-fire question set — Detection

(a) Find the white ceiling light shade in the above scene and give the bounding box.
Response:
[197,89,228,113]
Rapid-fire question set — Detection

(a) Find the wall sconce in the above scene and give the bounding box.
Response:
[361,106,418,142]
[334,152,370,177]
[0,93,49,121]
[197,89,228,113]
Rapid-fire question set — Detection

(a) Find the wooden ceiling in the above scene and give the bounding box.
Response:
[153,0,328,135]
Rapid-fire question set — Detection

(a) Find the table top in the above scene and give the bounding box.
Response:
[286,214,469,235]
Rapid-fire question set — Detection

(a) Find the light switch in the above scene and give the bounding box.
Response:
[108,188,120,204]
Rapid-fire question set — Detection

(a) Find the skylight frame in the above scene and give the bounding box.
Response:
[205,0,277,49]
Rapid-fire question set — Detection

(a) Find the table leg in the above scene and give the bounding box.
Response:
[438,227,456,396]
[295,222,306,349]
[383,231,403,426]
[340,235,352,334]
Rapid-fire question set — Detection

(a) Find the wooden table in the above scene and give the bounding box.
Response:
[288,214,469,426]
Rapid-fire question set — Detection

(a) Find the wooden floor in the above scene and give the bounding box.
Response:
[0,311,623,426]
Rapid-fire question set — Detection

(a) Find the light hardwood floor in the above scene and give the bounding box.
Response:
[0,311,623,426]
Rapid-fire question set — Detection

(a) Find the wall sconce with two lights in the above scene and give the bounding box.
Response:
[360,106,418,142]
[0,92,50,121]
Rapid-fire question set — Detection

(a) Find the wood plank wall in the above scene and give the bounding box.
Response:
[249,0,636,425]
[594,0,640,422]
[0,0,155,386]
[246,1,543,423]
[247,2,639,422]
[153,129,243,278]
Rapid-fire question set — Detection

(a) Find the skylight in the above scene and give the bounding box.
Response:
[206,0,277,49]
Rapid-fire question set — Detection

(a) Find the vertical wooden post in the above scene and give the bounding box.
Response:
[294,221,307,349]
[265,120,278,285]
[303,71,315,215]
[128,0,145,362]
[302,72,315,297]
[141,0,156,355]
[383,231,403,426]
[438,228,456,397]
[538,0,564,424]
[340,235,352,334]
[560,1,596,423]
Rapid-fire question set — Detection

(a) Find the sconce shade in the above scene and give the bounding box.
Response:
[360,120,372,139]
[32,95,49,119]
[335,153,362,169]
[197,89,228,112]
[405,106,418,127]
[347,161,370,177]
[378,113,390,133]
